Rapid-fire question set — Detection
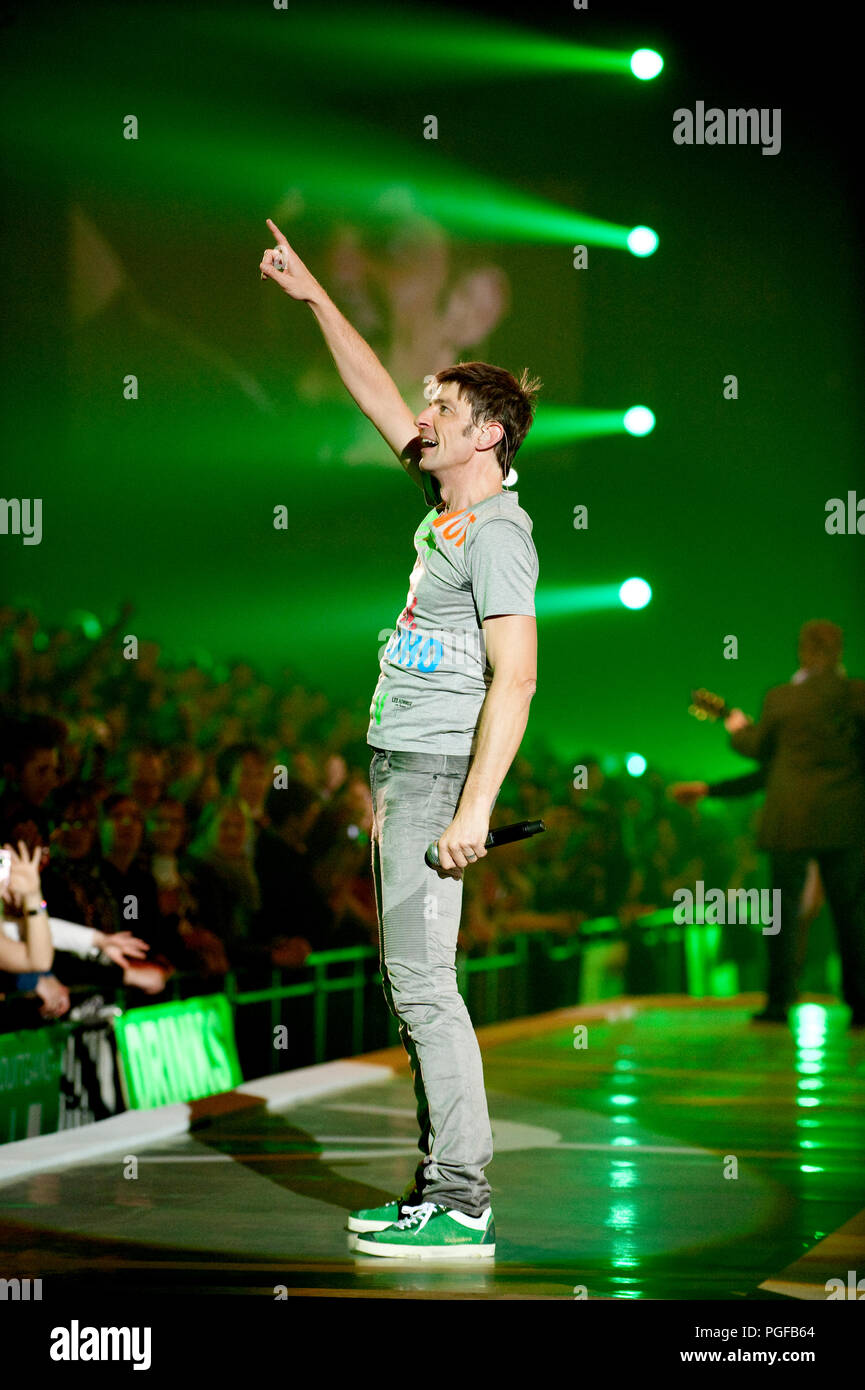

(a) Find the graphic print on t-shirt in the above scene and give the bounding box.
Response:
[432,507,477,548]
[396,507,477,632]
[367,490,538,755]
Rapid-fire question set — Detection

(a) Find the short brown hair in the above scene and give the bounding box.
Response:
[798,619,844,669]
[432,361,541,476]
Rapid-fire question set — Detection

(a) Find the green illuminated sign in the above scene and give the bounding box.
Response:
[0,1027,64,1143]
[113,995,242,1109]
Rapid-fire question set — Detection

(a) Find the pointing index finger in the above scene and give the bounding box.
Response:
[266,217,289,249]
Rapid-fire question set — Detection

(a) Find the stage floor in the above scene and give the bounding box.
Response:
[2,997,864,1300]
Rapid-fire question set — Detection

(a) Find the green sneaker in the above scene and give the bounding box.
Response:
[351,1201,496,1259]
[346,1185,423,1233]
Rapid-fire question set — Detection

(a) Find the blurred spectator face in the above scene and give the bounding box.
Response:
[105,706,127,742]
[170,745,203,782]
[586,762,604,794]
[230,663,254,689]
[128,750,166,810]
[197,771,221,806]
[19,746,60,804]
[103,797,144,858]
[55,799,98,860]
[276,715,298,748]
[149,800,187,855]
[63,742,84,778]
[216,806,248,859]
[324,754,348,795]
[344,776,373,831]
[136,640,160,676]
[293,751,319,786]
[235,752,270,817]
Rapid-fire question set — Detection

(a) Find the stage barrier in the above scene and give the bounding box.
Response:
[0,910,787,1145]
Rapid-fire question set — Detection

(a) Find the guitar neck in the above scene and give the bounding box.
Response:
[689,688,732,722]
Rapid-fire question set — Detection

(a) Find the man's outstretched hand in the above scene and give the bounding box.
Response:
[259,219,321,301]
[668,781,710,806]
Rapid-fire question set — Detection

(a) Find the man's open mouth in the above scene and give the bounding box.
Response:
[420,437,437,449]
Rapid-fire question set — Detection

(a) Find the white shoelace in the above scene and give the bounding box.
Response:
[394,1201,443,1230]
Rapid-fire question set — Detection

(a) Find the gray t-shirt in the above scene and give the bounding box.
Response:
[367,489,539,754]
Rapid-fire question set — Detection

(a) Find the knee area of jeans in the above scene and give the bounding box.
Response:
[383,964,463,1014]
[382,959,459,993]
[386,991,467,1029]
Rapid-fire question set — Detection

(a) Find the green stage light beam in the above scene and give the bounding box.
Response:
[522,405,657,452]
[204,6,655,83]
[4,70,651,255]
[535,579,654,621]
[77,398,656,477]
[287,575,650,645]
[6,9,660,253]
[535,585,631,618]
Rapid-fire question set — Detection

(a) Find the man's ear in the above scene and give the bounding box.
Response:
[478,421,505,452]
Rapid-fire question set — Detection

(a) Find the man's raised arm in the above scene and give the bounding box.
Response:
[260,218,426,486]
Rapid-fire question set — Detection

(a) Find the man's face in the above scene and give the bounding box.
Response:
[216,808,247,858]
[236,753,269,815]
[416,383,480,474]
[55,803,98,860]
[149,802,186,855]
[20,747,59,804]
[129,752,165,809]
[103,799,143,858]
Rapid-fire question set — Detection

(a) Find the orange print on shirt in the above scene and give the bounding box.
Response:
[433,509,477,548]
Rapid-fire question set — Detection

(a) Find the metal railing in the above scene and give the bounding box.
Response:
[2,910,775,1070]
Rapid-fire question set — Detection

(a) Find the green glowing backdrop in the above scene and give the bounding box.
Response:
[2,0,862,783]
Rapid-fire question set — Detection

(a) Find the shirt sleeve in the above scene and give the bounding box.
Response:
[729,688,778,762]
[469,519,539,621]
[707,767,767,798]
[3,916,97,956]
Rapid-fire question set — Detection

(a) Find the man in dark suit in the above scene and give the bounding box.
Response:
[724,620,865,1025]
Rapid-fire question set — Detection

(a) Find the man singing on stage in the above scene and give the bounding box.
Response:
[260,218,540,1258]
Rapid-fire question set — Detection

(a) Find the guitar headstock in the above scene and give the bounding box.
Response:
[688,688,730,722]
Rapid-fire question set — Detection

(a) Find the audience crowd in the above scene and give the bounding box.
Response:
[0,603,765,1029]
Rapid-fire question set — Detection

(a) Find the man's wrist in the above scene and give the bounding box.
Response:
[459,784,497,813]
[304,281,331,313]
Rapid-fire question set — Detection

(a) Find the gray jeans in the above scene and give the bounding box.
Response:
[369,747,494,1217]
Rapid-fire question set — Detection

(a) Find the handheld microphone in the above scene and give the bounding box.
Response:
[425,819,546,869]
